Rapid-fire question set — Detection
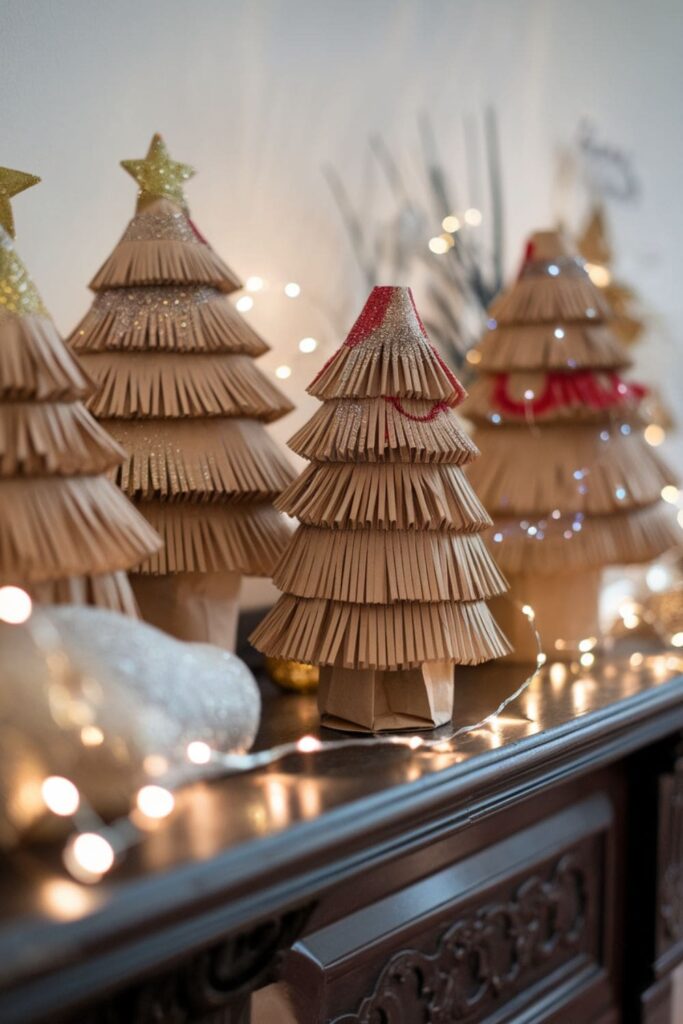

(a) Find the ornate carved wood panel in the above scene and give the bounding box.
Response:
[333,852,589,1023]
[286,794,614,1024]
[656,746,683,966]
[73,905,313,1024]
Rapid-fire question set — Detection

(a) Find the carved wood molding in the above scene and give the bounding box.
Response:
[658,744,683,955]
[76,904,313,1024]
[334,854,588,1023]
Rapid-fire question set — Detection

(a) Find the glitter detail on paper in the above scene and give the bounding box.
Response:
[0,230,47,316]
[122,210,200,244]
[121,134,195,211]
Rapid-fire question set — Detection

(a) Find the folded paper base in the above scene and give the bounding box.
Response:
[490,569,601,662]
[131,571,241,652]
[318,661,454,733]
[29,571,139,617]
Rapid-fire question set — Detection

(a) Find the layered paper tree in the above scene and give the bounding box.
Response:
[251,286,510,732]
[0,168,160,612]
[69,136,294,648]
[464,229,679,658]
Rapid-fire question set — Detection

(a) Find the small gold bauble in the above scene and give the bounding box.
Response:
[265,657,319,693]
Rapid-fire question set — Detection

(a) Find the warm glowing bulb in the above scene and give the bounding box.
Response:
[578,637,597,653]
[298,337,318,353]
[646,565,670,592]
[550,662,567,686]
[297,735,322,753]
[585,262,612,287]
[235,296,254,313]
[672,633,683,648]
[466,349,481,365]
[523,389,535,400]
[67,833,115,880]
[662,485,679,504]
[644,424,665,447]
[464,207,482,226]
[245,276,264,292]
[522,604,535,621]
[442,214,460,233]
[80,725,104,747]
[284,282,301,298]
[136,785,175,820]
[187,740,212,764]
[275,365,291,380]
[0,586,32,624]
[41,776,80,816]
[579,652,595,668]
[428,235,449,255]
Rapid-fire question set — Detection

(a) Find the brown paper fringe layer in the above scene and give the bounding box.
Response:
[82,352,293,423]
[308,338,461,403]
[490,502,680,574]
[69,287,268,356]
[135,500,291,576]
[90,241,241,293]
[476,323,629,372]
[251,594,511,669]
[470,425,673,516]
[29,570,139,617]
[464,374,644,425]
[275,527,507,603]
[0,476,161,582]
[289,398,478,464]
[490,273,611,326]
[108,417,295,502]
[0,401,125,477]
[0,313,91,401]
[278,462,492,532]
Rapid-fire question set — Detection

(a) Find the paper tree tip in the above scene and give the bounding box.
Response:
[0,167,41,238]
[524,230,574,264]
[121,134,195,211]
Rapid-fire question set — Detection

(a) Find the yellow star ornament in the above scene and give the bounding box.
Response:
[0,166,41,237]
[121,134,195,211]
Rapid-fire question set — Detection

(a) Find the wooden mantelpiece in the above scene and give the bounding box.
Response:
[0,653,682,1023]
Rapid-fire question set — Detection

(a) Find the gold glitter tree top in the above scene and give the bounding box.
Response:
[0,229,47,316]
[121,134,195,211]
[0,166,41,238]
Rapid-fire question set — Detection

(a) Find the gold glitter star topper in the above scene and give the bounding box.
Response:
[121,134,195,211]
[0,166,40,237]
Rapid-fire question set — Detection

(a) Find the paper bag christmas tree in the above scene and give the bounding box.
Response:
[251,286,511,732]
[0,167,160,612]
[463,229,679,659]
[69,136,295,649]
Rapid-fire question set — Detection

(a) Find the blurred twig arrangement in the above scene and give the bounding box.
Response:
[324,108,505,374]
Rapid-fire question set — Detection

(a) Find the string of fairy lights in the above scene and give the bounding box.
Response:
[2,208,679,890]
[0,583,548,886]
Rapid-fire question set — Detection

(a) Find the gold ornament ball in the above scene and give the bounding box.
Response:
[265,657,319,693]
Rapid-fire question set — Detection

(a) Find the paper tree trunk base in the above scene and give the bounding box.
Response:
[131,571,241,651]
[318,661,454,733]
[491,570,602,662]
[30,572,139,617]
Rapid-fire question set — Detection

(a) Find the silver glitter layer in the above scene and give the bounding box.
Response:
[89,286,216,333]
[122,210,200,244]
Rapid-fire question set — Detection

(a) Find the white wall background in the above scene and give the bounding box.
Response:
[2,0,681,606]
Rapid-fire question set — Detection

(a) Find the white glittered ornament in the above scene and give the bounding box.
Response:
[45,607,261,777]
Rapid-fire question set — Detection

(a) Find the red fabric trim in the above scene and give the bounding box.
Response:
[383,397,450,422]
[492,371,647,417]
[187,216,209,245]
[345,286,394,348]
